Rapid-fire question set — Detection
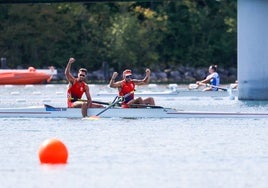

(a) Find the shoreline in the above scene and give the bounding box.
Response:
[52,66,237,84]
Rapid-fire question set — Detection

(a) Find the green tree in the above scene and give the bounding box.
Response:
[0,1,237,78]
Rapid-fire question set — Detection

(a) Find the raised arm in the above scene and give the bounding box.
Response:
[65,58,76,83]
[109,72,122,88]
[134,68,151,85]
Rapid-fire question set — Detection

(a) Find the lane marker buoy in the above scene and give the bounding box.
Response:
[38,138,68,164]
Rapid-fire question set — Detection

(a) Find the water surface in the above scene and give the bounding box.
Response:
[1,85,268,188]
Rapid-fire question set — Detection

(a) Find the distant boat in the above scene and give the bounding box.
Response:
[0,66,57,85]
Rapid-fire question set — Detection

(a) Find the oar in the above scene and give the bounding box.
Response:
[87,91,134,119]
[69,98,110,105]
[188,83,228,91]
[129,104,163,108]
[210,84,235,99]
[208,84,228,91]
[92,100,110,105]
[208,85,235,99]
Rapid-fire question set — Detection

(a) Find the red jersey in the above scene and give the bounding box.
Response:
[67,81,87,107]
[119,80,135,103]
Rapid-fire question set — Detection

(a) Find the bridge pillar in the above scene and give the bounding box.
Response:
[238,0,268,100]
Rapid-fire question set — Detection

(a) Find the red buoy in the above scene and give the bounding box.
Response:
[38,138,68,164]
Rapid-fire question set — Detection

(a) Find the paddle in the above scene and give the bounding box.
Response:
[87,91,134,119]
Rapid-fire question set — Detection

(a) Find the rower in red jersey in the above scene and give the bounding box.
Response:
[65,57,103,117]
[109,69,155,108]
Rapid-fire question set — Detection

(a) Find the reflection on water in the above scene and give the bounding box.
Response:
[239,100,268,107]
[1,117,268,188]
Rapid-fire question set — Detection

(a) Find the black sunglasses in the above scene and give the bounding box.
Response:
[126,75,132,79]
[80,74,86,77]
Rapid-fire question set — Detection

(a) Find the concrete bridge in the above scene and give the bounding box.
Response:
[238,0,268,100]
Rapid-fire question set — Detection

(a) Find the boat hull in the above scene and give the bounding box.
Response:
[0,72,51,85]
[0,105,268,118]
[0,67,56,85]
[0,106,178,118]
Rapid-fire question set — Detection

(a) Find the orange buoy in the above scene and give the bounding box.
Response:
[38,138,68,164]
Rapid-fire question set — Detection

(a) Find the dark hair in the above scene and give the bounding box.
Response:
[210,65,217,72]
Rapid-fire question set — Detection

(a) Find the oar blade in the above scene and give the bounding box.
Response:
[89,115,100,120]
[83,115,100,120]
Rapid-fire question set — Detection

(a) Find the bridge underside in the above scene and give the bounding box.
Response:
[1,0,151,3]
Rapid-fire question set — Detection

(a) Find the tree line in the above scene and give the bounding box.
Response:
[0,0,237,79]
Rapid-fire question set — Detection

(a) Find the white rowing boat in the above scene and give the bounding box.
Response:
[0,104,268,118]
